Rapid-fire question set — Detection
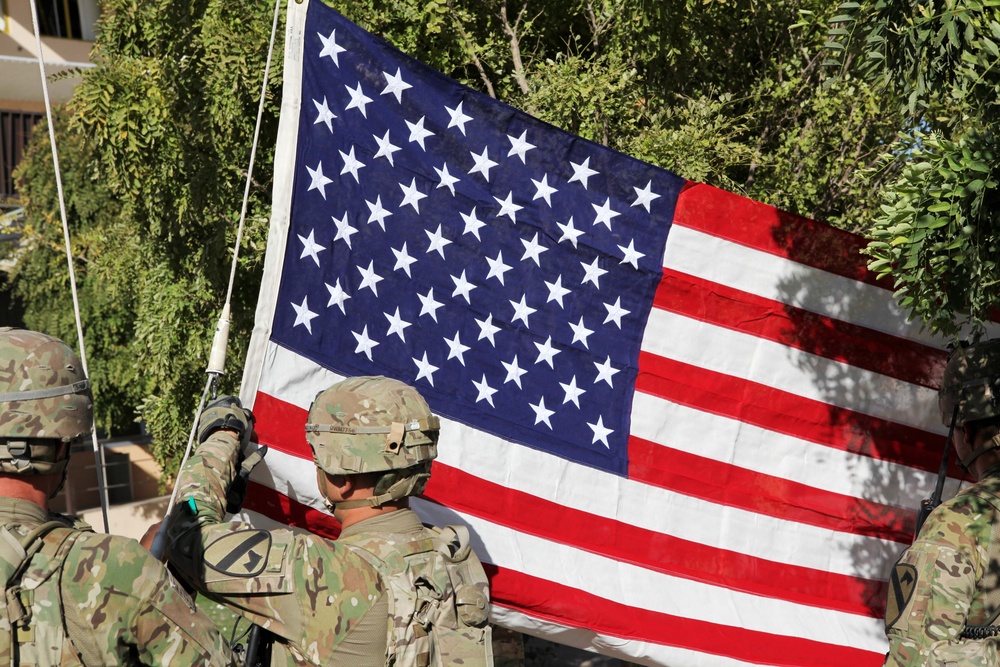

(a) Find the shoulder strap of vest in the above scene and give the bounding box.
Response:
[963,488,1000,628]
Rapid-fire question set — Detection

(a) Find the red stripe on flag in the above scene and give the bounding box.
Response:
[243,481,341,539]
[674,182,876,287]
[486,565,884,667]
[637,352,955,476]
[629,436,912,544]
[655,268,946,390]
[252,391,311,458]
[422,465,886,618]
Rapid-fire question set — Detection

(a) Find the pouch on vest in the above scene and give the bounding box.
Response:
[341,524,493,667]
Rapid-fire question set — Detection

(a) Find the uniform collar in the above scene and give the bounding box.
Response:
[0,497,49,525]
[339,507,425,540]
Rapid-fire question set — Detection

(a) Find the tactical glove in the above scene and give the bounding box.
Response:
[226,445,268,514]
[198,395,255,448]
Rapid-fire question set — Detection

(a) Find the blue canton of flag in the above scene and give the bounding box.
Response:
[270,1,685,475]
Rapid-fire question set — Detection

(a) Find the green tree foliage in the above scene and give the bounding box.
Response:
[829,0,1000,337]
[8,0,903,476]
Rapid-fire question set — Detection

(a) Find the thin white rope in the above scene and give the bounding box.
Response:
[27,0,111,533]
[151,0,284,560]
[226,0,283,307]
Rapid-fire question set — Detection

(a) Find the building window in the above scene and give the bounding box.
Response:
[36,0,83,40]
[0,110,43,205]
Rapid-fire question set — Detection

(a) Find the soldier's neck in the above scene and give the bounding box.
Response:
[335,500,406,530]
[0,475,50,510]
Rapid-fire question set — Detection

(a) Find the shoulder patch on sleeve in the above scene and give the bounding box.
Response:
[204,529,272,577]
[886,563,918,629]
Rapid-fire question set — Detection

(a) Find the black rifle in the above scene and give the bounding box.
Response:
[914,405,959,539]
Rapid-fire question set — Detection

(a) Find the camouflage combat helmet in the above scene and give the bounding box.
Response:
[306,376,439,508]
[0,328,91,475]
[939,339,1000,427]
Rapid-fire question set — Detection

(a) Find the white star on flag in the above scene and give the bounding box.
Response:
[568,157,598,189]
[425,224,452,258]
[473,374,498,407]
[486,252,513,285]
[544,275,571,308]
[494,191,523,223]
[469,147,498,181]
[559,375,586,408]
[569,317,594,349]
[373,130,401,166]
[298,229,326,266]
[381,67,411,103]
[339,146,365,182]
[618,239,645,269]
[412,352,439,386]
[532,174,558,206]
[520,233,547,266]
[384,307,412,341]
[603,297,631,328]
[332,212,358,248]
[352,325,379,361]
[507,130,536,163]
[365,195,392,230]
[306,162,333,199]
[312,97,336,132]
[405,116,434,149]
[357,260,384,296]
[593,356,620,387]
[580,257,608,288]
[445,332,471,365]
[317,29,345,65]
[434,163,460,195]
[587,415,613,448]
[391,243,417,277]
[476,314,501,346]
[502,355,528,388]
[530,396,556,428]
[399,178,427,213]
[417,288,444,322]
[324,279,350,314]
[509,295,537,327]
[344,82,373,117]
[557,217,584,247]
[451,270,476,303]
[533,335,560,368]
[592,198,621,230]
[445,101,473,135]
[632,179,661,211]
[461,208,487,240]
[291,296,319,334]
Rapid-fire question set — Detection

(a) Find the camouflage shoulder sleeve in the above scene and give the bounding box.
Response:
[170,515,384,664]
[883,496,997,666]
[60,532,231,665]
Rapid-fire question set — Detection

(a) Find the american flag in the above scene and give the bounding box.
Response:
[238,0,957,664]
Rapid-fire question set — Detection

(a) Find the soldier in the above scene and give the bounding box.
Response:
[884,340,1000,665]
[0,327,231,665]
[166,375,493,666]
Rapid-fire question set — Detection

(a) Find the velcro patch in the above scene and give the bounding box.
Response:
[886,563,918,629]
[204,530,272,577]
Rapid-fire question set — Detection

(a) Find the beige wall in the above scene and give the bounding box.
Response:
[0,0,97,108]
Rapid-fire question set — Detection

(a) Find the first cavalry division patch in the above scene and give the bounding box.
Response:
[885,563,918,629]
[204,530,272,577]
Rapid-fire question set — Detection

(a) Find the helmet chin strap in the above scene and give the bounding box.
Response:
[959,433,1000,473]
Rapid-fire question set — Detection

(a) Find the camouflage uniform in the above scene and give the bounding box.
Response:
[167,376,492,666]
[884,467,1000,666]
[884,340,1000,666]
[0,496,231,665]
[0,327,230,665]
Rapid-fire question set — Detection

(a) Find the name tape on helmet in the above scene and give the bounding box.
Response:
[305,415,440,435]
[0,379,90,404]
